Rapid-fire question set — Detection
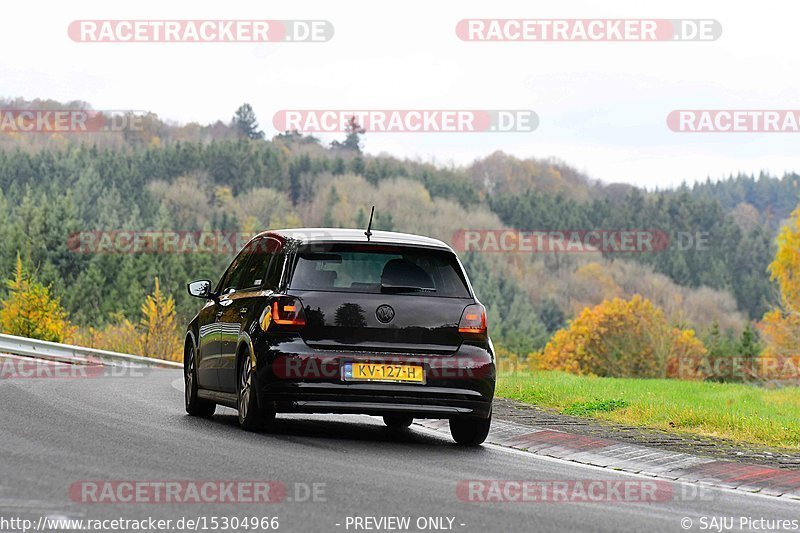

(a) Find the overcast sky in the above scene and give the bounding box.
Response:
[2,1,798,188]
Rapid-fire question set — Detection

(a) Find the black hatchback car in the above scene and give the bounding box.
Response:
[184,228,495,445]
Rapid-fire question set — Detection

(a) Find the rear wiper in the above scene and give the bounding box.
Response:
[380,284,437,293]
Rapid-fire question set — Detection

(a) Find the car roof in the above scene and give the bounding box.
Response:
[257,228,452,251]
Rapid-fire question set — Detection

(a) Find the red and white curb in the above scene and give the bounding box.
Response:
[416,418,800,499]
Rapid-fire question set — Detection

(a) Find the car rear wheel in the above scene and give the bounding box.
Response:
[185,345,215,418]
[383,415,413,430]
[237,351,275,431]
[449,410,491,446]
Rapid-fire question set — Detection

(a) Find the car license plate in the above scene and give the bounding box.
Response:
[343,362,425,384]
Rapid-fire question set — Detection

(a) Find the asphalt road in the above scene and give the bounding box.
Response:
[1,362,798,533]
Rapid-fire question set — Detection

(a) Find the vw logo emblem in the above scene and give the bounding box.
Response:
[375,304,395,323]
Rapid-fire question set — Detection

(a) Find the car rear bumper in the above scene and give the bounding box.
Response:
[253,338,495,420]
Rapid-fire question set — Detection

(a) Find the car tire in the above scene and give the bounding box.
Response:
[383,415,413,430]
[449,409,491,446]
[185,344,216,418]
[237,350,275,432]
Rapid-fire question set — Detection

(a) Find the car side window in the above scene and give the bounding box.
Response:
[235,237,277,291]
[216,238,283,294]
[225,240,258,292]
[264,245,285,290]
[216,248,249,294]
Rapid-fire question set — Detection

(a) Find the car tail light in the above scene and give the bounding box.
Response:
[459,303,487,337]
[261,296,306,330]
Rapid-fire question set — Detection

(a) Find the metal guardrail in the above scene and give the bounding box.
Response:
[0,333,183,368]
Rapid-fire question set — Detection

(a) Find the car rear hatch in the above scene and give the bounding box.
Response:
[286,242,474,354]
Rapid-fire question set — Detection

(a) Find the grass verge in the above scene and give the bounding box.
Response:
[496,371,800,449]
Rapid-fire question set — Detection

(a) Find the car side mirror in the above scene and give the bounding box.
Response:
[187,280,213,299]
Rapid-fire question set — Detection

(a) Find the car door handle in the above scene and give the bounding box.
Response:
[239,307,248,317]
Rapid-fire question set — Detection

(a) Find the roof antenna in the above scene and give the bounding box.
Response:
[364,206,375,241]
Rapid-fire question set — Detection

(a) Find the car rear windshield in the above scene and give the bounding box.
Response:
[289,243,471,297]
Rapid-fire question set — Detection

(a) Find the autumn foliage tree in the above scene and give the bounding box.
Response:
[537,295,707,378]
[759,206,800,360]
[138,277,182,361]
[72,312,140,356]
[0,255,72,342]
[71,280,182,362]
